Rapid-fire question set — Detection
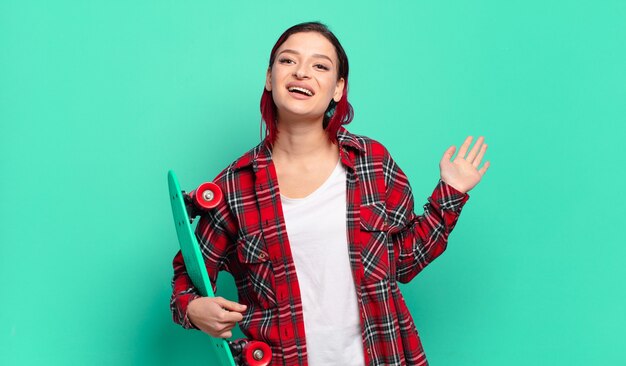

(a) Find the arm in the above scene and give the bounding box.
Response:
[383,150,470,283]
[386,135,489,282]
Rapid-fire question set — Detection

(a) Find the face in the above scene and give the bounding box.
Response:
[265,32,345,124]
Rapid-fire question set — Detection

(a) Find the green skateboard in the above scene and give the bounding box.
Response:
[167,170,271,366]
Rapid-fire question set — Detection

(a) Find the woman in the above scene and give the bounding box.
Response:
[171,21,489,365]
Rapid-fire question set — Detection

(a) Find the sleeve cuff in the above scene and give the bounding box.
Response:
[182,294,201,330]
[432,179,470,213]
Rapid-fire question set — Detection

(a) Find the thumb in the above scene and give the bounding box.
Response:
[441,145,456,163]
[214,297,247,312]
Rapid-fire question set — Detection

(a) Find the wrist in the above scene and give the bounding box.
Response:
[186,295,202,323]
[440,178,467,194]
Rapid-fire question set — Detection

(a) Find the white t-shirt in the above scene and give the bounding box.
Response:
[280,159,365,366]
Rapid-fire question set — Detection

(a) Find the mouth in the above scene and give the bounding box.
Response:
[287,86,314,97]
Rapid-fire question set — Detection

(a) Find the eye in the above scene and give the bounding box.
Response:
[314,64,330,71]
[278,58,294,64]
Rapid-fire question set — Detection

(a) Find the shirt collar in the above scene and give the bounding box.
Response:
[233,126,365,172]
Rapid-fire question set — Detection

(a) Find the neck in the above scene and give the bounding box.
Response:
[272,116,336,162]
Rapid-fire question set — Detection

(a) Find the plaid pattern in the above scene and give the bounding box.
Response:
[171,126,469,365]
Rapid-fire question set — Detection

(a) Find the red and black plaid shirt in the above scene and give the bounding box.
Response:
[171,126,469,365]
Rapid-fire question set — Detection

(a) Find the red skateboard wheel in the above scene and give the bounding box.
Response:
[190,182,223,210]
[242,341,272,366]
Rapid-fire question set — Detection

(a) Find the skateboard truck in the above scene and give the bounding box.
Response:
[181,181,224,223]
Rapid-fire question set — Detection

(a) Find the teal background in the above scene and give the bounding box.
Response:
[2,1,625,365]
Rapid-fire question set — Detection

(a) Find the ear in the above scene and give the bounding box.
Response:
[265,67,272,92]
[333,77,345,102]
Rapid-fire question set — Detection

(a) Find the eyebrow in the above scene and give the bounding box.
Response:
[278,49,334,65]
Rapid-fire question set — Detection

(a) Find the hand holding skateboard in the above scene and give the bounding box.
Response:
[188,296,247,339]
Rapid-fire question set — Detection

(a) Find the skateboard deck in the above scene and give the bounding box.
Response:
[167,170,237,366]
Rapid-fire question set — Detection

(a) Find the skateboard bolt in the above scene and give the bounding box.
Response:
[202,190,214,202]
[253,349,264,361]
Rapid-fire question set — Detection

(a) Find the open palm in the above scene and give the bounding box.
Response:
[439,136,490,194]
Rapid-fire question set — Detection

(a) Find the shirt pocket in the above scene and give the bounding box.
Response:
[360,202,390,284]
[236,232,277,309]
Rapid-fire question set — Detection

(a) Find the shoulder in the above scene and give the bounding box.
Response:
[337,127,391,159]
[197,142,264,233]
[210,140,265,185]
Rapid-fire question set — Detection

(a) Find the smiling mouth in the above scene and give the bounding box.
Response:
[287,86,314,96]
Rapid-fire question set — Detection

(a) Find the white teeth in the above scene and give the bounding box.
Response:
[288,86,313,96]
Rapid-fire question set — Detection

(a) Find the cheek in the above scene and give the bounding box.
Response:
[321,79,339,98]
[270,71,278,88]
[268,67,281,88]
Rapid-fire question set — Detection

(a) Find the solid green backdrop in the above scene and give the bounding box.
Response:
[1,1,625,365]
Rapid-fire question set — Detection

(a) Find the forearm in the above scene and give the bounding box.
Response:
[394,179,469,283]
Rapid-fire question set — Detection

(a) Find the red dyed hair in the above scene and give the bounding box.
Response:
[260,22,354,145]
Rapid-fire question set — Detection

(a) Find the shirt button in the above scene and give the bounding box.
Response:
[259,253,266,259]
[367,348,371,354]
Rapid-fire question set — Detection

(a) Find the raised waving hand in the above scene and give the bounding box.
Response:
[439,136,490,194]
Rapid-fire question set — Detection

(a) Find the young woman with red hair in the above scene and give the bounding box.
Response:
[171,21,490,365]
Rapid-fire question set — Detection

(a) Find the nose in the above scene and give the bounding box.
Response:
[294,64,309,79]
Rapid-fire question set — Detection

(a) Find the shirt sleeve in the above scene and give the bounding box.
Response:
[170,205,236,329]
[382,149,470,283]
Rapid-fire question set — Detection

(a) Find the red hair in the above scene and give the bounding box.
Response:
[260,22,354,145]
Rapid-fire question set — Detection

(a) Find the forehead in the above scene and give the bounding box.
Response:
[276,32,338,62]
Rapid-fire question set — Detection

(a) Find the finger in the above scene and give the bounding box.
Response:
[217,330,233,339]
[214,297,247,312]
[478,161,490,176]
[466,136,484,163]
[219,310,244,323]
[473,143,487,168]
[215,321,237,333]
[456,136,473,160]
[441,145,456,163]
